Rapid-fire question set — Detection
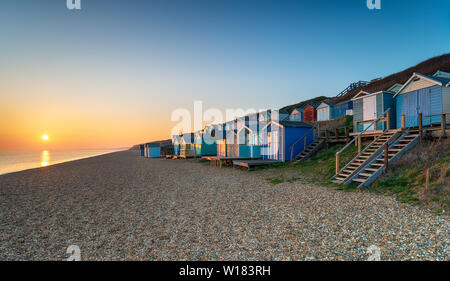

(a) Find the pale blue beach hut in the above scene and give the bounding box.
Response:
[394,71,450,128]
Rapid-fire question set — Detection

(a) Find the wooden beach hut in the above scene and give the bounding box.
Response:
[171,134,182,156]
[289,107,303,121]
[146,142,161,158]
[194,127,218,156]
[139,144,145,157]
[351,84,401,133]
[302,103,319,123]
[261,121,314,162]
[236,113,261,158]
[394,71,450,128]
[215,123,228,158]
[331,100,353,119]
[225,119,239,158]
[180,133,196,158]
[317,102,332,121]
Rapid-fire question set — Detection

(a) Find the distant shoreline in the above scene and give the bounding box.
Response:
[0,150,125,177]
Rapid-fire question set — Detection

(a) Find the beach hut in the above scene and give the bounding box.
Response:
[139,144,145,157]
[331,100,353,119]
[146,142,161,158]
[236,113,262,158]
[171,134,181,156]
[261,121,314,162]
[194,127,218,156]
[394,71,450,128]
[317,102,332,121]
[272,109,289,122]
[302,103,319,123]
[214,123,228,158]
[351,84,401,132]
[289,107,303,121]
[180,133,196,158]
[224,119,239,158]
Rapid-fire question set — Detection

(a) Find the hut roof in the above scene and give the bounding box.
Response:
[282,96,329,113]
[278,121,313,128]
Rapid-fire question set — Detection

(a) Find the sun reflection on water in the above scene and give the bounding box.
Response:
[41,150,50,167]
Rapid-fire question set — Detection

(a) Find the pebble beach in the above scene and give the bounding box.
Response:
[0,150,448,261]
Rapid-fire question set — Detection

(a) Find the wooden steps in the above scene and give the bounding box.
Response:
[352,132,419,187]
[293,139,324,163]
[334,131,399,184]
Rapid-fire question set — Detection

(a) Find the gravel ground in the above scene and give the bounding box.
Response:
[0,150,448,261]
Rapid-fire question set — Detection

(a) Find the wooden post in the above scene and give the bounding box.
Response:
[401,115,405,129]
[345,127,350,143]
[386,110,390,130]
[425,168,430,191]
[357,136,361,154]
[325,130,329,143]
[384,142,388,169]
[335,128,339,140]
[336,153,339,175]
[418,113,423,139]
[441,114,446,136]
[374,121,378,131]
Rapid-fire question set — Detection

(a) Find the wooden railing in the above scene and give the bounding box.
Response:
[355,109,391,132]
[319,126,351,143]
[424,112,449,136]
[289,125,316,161]
[335,108,391,175]
[399,112,449,137]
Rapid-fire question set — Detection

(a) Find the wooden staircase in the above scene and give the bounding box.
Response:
[293,139,324,162]
[333,131,400,184]
[350,131,419,188]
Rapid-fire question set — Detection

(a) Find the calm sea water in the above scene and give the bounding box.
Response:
[0,150,123,175]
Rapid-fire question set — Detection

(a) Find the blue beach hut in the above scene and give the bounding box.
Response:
[394,71,450,128]
[351,83,402,132]
[261,121,314,162]
[139,144,145,157]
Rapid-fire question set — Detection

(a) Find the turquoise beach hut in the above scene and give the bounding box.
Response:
[147,143,161,158]
[194,128,217,156]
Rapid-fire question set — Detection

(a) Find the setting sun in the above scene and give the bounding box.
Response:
[42,134,49,141]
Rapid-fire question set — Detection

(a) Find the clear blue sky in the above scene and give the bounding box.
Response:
[1,0,449,148]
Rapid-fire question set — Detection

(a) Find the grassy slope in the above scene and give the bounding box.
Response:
[261,138,449,215]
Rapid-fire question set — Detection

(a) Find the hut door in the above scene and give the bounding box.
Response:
[418,88,431,126]
[403,91,418,127]
[363,96,377,130]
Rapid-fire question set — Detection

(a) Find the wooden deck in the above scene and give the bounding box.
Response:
[232,160,281,171]
[204,157,255,168]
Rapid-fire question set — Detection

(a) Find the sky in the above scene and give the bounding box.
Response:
[0,0,449,151]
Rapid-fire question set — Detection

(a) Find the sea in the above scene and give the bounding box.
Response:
[0,150,123,175]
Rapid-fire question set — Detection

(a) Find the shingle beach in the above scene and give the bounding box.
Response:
[0,151,448,260]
